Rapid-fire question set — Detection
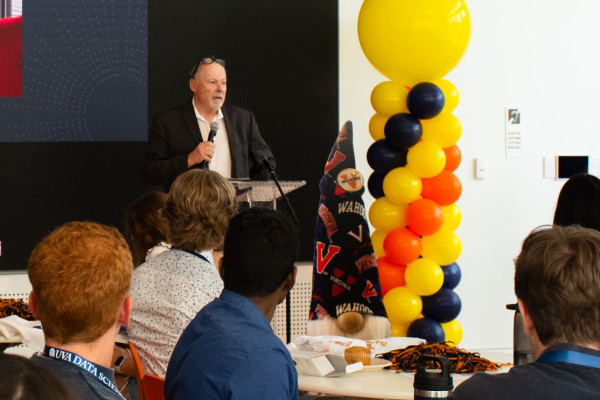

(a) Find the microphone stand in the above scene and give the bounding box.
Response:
[265,162,299,226]
[264,160,298,343]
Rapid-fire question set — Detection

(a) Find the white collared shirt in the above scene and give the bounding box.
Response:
[192,100,232,178]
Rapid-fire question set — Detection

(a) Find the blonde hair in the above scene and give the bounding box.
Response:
[163,169,237,251]
[28,221,133,344]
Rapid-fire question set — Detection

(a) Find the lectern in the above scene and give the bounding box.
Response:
[229,179,306,209]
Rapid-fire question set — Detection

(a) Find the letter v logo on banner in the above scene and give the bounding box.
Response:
[316,242,341,273]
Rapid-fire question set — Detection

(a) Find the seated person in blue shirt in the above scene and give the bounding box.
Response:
[450,225,600,400]
[28,221,134,400]
[165,208,300,400]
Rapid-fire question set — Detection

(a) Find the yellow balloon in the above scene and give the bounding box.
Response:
[441,319,463,345]
[440,203,461,231]
[406,141,446,178]
[370,81,410,116]
[383,167,422,205]
[384,286,422,323]
[435,79,459,113]
[371,230,387,258]
[420,112,462,148]
[421,228,462,266]
[357,0,471,85]
[391,321,411,337]
[369,113,387,141]
[369,197,407,233]
[405,258,444,296]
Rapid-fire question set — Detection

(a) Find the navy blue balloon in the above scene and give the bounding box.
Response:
[407,82,445,119]
[368,172,386,199]
[384,113,422,149]
[407,318,445,343]
[366,139,408,174]
[442,262,462,289]
[421,288,462,323]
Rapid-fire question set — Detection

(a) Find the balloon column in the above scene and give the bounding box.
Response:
[358,0,471,344]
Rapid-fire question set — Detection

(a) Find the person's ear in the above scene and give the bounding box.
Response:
[283,266,297,292]
[276,267,297,305]
[28,291,40,320]
[517,299,535,336]
[118,296,133,328]
[189,78,197,93]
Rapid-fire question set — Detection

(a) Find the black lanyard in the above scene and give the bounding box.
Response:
[173,247,211,264]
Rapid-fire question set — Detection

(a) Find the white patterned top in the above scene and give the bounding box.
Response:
[127,248,223,377]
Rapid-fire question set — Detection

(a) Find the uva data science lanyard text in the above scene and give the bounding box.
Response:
[43,346,126,399]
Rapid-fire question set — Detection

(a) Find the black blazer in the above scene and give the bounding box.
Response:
[142,101,275,191]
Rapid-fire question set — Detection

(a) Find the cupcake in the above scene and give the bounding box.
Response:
[344,346,371,366]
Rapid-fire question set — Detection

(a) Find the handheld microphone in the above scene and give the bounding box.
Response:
[199,121,220,169]
[207,120,219,143]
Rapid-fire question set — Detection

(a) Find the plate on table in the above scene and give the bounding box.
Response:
[359,358,393,371]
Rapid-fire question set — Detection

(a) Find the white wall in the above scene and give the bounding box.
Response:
[340,0,600,349]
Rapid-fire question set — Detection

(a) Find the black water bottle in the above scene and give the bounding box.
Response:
[414,355,454,400]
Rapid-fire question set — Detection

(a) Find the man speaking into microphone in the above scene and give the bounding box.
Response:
[142,56,275,191]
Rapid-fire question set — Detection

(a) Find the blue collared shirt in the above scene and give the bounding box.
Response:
[165,289,299,400]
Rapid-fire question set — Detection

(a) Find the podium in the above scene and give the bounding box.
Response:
[229,179,306,209]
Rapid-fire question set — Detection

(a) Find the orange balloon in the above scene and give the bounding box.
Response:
[421,171,462,206]
[383,227,422,265]
[406,198,444,236]
[443,145,461,172]
[377,257,407,297]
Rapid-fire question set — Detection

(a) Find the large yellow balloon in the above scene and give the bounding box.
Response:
[384,286,423,323]
[369,197,408,233]
[421,228,462,266]
[383,167,422,205]
[369,113,387,141]
[357,0,471,85]
[371,81,410,116]
[441,319,463,345]
[435,79,459,113]
[406,141,446,178]
[371,230,386,258]
[440,203,461,231]
[405,258,444,296]
[420,112,462,148]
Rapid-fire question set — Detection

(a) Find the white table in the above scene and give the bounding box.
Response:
[298,350,513,400]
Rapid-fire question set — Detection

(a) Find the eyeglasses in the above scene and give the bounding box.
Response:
[190,57,226,78]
